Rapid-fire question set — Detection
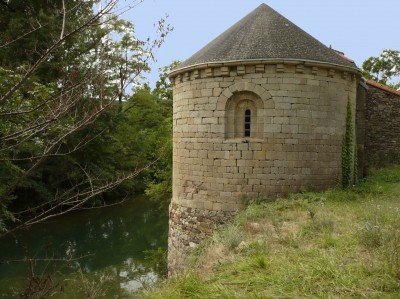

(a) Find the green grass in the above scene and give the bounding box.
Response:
[141,167,400,298]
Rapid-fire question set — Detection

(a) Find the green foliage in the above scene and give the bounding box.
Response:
[153,61,180,101]
[362,49,400,90]
[0,0,173,233]
[0,0,98,82]
[122,86,172,197]
[369,166,400,183]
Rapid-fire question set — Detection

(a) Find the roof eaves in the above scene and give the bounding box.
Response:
[170,58,361,78]
[366,79,400,97]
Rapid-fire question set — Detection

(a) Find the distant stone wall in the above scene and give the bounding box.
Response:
[356,83,367,177]
[365,83,400,166]
[168,61,359,275]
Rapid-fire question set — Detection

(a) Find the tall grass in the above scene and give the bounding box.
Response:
[141,167,400,298]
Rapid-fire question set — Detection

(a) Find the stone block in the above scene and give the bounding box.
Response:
[281,124,299,134]
[276,64,285,73]
[205,68,213,77]
[245,65,256,74]
[237,65,246,76]
[255,64,265,73]
[248,143,262,150]
[221,159,237,167]
[239,166,253,174]
[220,66,230,77]
[237,143,249,151]
[296,64,305,74]
[201,88,213,97]
[307,79,320,86]
[212,202,222,210]
[241,150,253,159]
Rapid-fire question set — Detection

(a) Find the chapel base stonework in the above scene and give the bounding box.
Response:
[168,203,237,276]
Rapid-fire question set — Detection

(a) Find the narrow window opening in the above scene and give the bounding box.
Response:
[244,109,251,137]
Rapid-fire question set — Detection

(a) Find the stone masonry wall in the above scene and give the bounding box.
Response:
[168,202,237,276]
[168,61,359,275]
[365,83,400,166]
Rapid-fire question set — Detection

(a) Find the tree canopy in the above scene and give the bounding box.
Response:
[0,0,173,234]
[362,49,400,90]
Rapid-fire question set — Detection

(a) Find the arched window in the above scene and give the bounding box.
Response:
[225,91,264,139]
[244,109,251,137]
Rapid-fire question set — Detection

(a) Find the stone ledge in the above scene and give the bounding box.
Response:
[169,59,361,85]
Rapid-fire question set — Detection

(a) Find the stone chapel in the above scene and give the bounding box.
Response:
[167,3,400,275]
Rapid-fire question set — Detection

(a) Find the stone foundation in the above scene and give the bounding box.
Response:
[167,202,237,277]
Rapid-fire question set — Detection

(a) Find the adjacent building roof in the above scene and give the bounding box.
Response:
[175,3,358,72]
[366,79,400,97]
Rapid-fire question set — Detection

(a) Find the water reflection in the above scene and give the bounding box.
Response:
[0,196,168,297]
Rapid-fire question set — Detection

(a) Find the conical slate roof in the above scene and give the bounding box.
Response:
[175,4,357,71]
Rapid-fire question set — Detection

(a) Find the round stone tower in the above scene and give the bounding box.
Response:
[168,3,360,275]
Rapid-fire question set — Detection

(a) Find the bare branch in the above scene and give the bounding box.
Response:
[60,0,66,40]
[3,158,159,236]
[1,254,94,265]
[0,25,43,49]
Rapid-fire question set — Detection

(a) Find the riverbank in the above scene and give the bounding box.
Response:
[0,196,168,298]
[142,167,400,298]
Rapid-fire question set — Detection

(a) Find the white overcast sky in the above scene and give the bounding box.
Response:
[123,0,400,87]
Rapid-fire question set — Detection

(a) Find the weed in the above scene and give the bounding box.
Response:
[241,194,272,207]
[382,229,400,279]
[245,240,269,256]
[357,222,382,248]
[78,270,114,299]
[251,255,268,269]
[313,219,335,232]
[274,198,308,211]
[236,201,273,225]
[302,217,335,237]
[278,232,299,248]
[176,273,205,297]
[213,224,243,251]
[307,208,316,220]
[321,233,337,248]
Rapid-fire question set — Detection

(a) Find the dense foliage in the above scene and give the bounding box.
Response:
[0,0,173,234]
[362,49,400,90]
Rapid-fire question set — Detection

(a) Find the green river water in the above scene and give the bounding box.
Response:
[0,196,168,298]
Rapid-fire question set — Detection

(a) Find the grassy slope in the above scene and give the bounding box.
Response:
[142,168,400,298]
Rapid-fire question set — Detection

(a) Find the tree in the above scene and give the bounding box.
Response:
[362,49,400,90]
[142,62,179,202]
[0,0,172,234]
[153,61,180,101]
